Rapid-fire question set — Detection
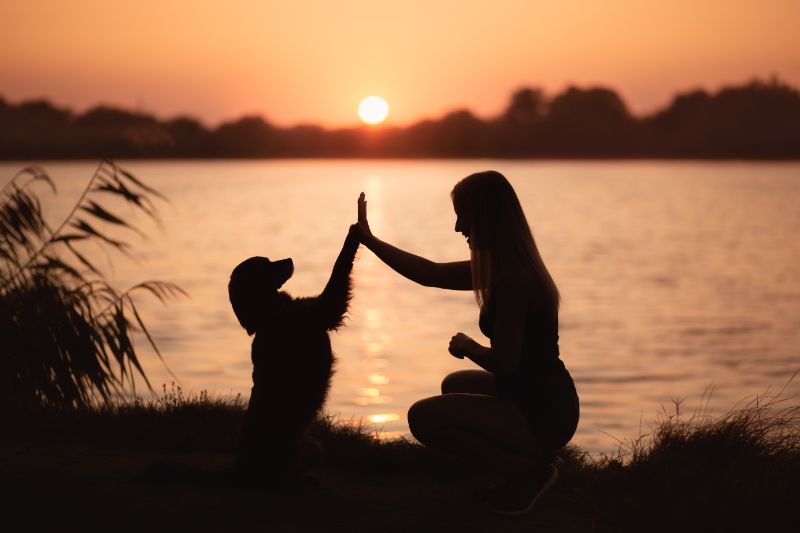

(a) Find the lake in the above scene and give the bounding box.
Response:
[4,159,799,454]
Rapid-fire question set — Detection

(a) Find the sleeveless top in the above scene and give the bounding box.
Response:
[478,283,566,407]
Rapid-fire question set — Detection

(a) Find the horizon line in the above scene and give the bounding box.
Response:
[1,74,792,131]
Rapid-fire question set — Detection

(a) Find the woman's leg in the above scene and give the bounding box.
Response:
[408,393,539,473]
[441,370,496,395]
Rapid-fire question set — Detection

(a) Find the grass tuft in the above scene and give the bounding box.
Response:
[573,383,800,532]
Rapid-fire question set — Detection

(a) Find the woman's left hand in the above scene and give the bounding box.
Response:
[448,332,477,359]
[356,192,374,243]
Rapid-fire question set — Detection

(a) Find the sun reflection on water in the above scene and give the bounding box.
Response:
[355,396,392,406]
[353,288,402,425]
[368,374,390,385]
[368,413,400,424]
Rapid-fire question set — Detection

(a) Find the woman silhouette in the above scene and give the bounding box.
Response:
[355,171,579,515]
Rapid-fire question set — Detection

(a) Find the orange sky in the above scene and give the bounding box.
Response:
[2,0,799,127]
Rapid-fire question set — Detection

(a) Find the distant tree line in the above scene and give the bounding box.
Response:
[1,77,799,159]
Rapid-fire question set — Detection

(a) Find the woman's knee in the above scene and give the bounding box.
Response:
[440,372,460,394]
[408,397,440,442]
[441,370,495,394]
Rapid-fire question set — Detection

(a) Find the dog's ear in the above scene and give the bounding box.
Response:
[228,257,293,331]
[229,256,286,335]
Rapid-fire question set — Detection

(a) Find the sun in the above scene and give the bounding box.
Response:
[358,96,389,125]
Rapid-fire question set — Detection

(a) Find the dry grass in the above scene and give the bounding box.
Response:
[3,381,798,532]
[1,161,183,410]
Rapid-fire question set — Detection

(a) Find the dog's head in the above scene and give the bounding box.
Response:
[228,256,294,335]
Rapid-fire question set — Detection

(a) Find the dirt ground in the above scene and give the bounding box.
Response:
[0,440,600,533]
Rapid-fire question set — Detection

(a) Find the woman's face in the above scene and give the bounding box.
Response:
[453,202,471,246]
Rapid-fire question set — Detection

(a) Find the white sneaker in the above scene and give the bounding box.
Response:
[484,463,559,516]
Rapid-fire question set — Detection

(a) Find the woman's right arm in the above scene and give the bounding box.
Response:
[358,193,471,290]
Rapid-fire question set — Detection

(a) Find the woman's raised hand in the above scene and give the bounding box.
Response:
[357,192,373,241]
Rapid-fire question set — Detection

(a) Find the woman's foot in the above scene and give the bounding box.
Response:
[483,462,559,516]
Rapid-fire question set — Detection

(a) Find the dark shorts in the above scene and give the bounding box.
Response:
[501,366,580,456]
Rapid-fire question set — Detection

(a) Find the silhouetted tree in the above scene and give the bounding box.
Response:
[163,117,212,157]
[505,88,548,125]
[281,125,330,156]
[0,99,73,159]
[643,89,713,156]
[73,106,172,158]
[494,88,548,156]
[542,86,638,156]
[399,110,491,157]
[1,78,799,159]
[715,78,800,157]
[210,116,276,157]
[644,78,800,157]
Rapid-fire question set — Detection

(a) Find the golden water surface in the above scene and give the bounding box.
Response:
[8,159,799,454]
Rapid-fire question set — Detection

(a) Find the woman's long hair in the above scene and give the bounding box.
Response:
[451,170,559,314]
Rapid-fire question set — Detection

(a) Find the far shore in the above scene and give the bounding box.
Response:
[3,78,799,161]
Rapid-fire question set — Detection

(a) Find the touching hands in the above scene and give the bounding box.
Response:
[356,192,373,242]
[448,332,479,360]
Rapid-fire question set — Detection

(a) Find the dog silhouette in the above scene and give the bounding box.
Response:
[228,225,359,481]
